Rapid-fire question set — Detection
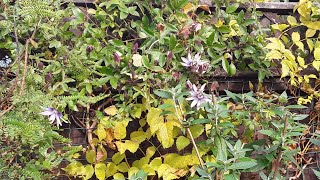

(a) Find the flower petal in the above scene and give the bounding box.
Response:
[200,84,206,92]
[190,99,198,108]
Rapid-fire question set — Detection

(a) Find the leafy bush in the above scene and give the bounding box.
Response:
[0,0,319,179]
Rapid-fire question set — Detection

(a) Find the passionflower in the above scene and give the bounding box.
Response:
[40,107,67,128]
[181,52,201,67]
[181,53,210,74]
[186,83,211,110]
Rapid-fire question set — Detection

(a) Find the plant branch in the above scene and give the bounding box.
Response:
[174,97,204,169]
[272,115,289,180]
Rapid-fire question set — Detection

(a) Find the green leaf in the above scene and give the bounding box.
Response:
[226,3,239,13]
[176,136,190,151]
[312,169,320,179]
[293,114,309,120]
[285,105,308,109]
[86,149,96,164]
[95,163,107,180]
[228,158,257,170]
[310,139,320,146]
[229,63,236,76]
[110,77,118,89]
[241,19,255,26]
[259,130,274,137]
[154,90,173,99]
[83,165,95,180]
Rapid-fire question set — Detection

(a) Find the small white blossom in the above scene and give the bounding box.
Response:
[181,52,201,67]
[181,53,210,74]
[186,83,211,110]
[40,107,67,128]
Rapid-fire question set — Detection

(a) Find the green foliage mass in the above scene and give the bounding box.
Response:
[0,0,319,179]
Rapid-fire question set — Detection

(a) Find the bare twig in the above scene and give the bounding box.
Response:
[174,97,204,169]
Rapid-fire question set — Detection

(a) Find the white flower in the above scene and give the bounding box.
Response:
[186,84,211,110]
[181,53,210,74]
[181,53,201,67]
[40,107,67,128]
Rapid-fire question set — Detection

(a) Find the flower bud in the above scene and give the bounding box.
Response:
[132,42,139,54]
[113,53,121,66]
[210,81,219,92]
[172,71,181,81]
[186,80,193,91]
[86,45,94,53]
[45,72,53,83]
[38,62,44,69]
[167,51,173,61]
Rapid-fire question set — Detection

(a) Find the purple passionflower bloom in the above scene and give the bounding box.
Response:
[181,52,201,67]
[186,83,211,110]
[40,107,67,128]
[181,53,210,74]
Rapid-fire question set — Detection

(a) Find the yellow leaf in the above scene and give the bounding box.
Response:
[249,81,254,91]
[132,54,143,67]
[95,124,106,141]
[283,49,295,62]
[297,56,306,68]
[214,19,224,28]
[307,39,314,51]
[30,38,38,48]
[115,141,126,154]
[306,28,316,38]
[297,4,311,19]
[146,146,156,158]
[281,60,290,78]
[142,164,156,175]
[83,165,94,180]
[156,122,174,148]
[117,162,129,173]
[87,8,96,14]
[150,157,162,171]
[287,16,297,26]
[292,32,300,42]
[130,131,147,143]
[312,60,320,71]
[182,2,195,14]
[86,149,96,164]
[132,157,150,169]
[96,145,107,162]
[176,136,190,151]
[157,164,177,178]
[314,48,320,60]
[303,21,320,30]
[266,38,285,51]
[95,163,107,180]
[106,162,117,179]
[113,173,125,180]
[125,140,139,153]
[146,108,163,134]
[188,124,204,139]
[266,50,282,60]
[104,105,118,116]
[114,121,128,139]
[128,167,139,178]
[271,24,289,31]
[295,41,305,51]
[112,152,125,165]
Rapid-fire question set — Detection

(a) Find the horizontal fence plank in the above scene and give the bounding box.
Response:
[69,1,320,11]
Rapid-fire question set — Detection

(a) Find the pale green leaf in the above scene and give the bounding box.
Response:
[95,163,107,180]
[176,136,190,151]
